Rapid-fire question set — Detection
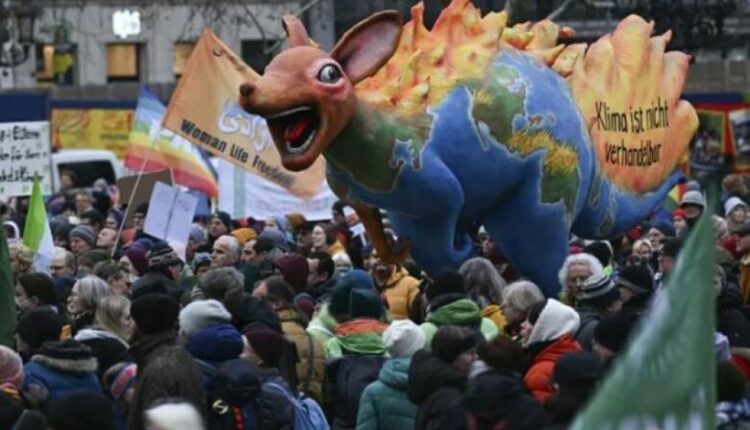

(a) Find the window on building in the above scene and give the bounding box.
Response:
[36,43,76,86]
[107,43,141,82]
[173,42,195,78]
[241,40,275,74]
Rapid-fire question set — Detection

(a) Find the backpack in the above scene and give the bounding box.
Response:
[265,381,330,430]
[198,359,261,430]
[323,355,386,429]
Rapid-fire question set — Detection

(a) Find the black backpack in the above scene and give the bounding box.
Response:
[198,359,262,430]
[323,355,386,430]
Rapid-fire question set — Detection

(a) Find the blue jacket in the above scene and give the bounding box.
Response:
[356,358,418,430]
[187,324,244,392]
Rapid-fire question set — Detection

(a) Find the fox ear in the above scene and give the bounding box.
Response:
[282,15,311,48]
[330,10,402,85]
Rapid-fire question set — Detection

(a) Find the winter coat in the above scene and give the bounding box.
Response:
[481,304,506,332]
[186,324,244,392]
[574,305,605,351]
[524,335,581,402]
[22,339,102,411]
[277,307,325,403]
[308,303,338,345]
[464,370,548,430]
[256,369,295,430]
[324,354,387,430]
[379,268,420,320]
[127,330,206,430]
[325,319,388,360]
[420,298,498,347]
[356,357,417,430]
[718,285,750,349]
[407,349,468,430]
[69,310,95,337]
[74,327,129,379]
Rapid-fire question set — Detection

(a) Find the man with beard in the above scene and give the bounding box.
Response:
[370,248,420,320]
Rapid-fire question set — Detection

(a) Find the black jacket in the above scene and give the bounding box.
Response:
[718,285,750,349]
[323,354,386,430]
[127,330,205,430]
[464,370,548,430]
[407,349,468,430]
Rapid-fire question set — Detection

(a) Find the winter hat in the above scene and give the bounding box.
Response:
[147,243,182,270]
[583,242,613,268]
[69,225,96,247]
[685,180,701,192]
[0,346,22,388]
[16,307,62,350]
[189,225,206,244]
[104,362,137,401]
[243,327,287,368]
[575,274,620,308]
[552,351,602,387]
[337,269,375,291]
[651,219,676,238]
[213,211,233,231]
[187,324,244,362]
[432,325,478,364]
[349,288,384,320]
[593,312,637,353]
[53,275,77,303]
[54,223,75,244]
[615,265,654,296]
[273,253,309,292]
[191,252,212,273]
[426,271,466,301]
[37,339,94,362]
[179,299,232,337]
[672,208,687,221]
[725,197,748,217]
[258,228,289,252]
[131,294,179,335]
[124,246,149,276]
[680,190,706,209]
[231,228,257,245]
[47,392,116,430]
[134,203,149,217]
[383,320,425,358]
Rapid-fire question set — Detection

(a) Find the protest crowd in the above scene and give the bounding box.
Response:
[2,169,750,430]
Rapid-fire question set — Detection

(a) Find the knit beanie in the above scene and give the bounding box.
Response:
[47,392,116,430]
[189,225,206,244]
[432,325,477,364]
[575,274,620,308]
[651,219,676,238]
[615,265,654,297]
[0,346,22,388]
[258,228,289,252]
[147,243,182,270]
[191,252,212,273]
[16,308,62,350]
[349,288,384,320]
[426,271,466,301]
[725,197,748,217]
[338,269,374,291]
[69,225,96,247]
[243,327,287,368]
[680,190,706,209]
[273,253,309,292]
[384,320,425,358]
[231,228,257,245]
[124,246,149,276]
[213,211,233,231]
[329,270,375,316]
[593,312,637,353]
[552,351,602,388]
[131,294,179,335]
[179,299,232,337]
[583,242,613,268]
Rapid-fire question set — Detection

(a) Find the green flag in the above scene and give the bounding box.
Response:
[0,222,16,348]
[571,200,716,429]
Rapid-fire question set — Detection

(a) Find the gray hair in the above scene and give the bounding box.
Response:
[557,253,604,288]
[74,275,112,311]
[501,280,544,312]
[458,257,506,306]
[218,235,241,259]
[198,267,244,301]
[53,247,75,269]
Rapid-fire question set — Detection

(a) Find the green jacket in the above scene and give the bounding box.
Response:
[356,358,417,430]
[420,298,498,347]
[307,303,338,345]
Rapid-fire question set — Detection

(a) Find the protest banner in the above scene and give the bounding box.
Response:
[117,169,173,229]
[144,181,198,247]
[216,158,337,220]
[162,28,327,199]
[0,121,52,199]
[51,109,133,158]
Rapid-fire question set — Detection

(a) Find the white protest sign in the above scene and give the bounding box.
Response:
[144,181,198,246]
[0,121,51,199]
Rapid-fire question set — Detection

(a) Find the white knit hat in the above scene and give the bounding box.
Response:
[383,320,426,358]
[178,299,231,337]
[725,197,748,217]
[680,190,706,208]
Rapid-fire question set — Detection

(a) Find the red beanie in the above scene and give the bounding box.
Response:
[243,328,287,368]
[273,253,309,293]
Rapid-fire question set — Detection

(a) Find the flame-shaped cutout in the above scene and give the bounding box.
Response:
[569,15,698,193]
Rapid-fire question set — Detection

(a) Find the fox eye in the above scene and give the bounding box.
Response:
[318,64,342,84]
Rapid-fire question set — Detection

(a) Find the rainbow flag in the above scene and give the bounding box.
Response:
[125,87,218,197]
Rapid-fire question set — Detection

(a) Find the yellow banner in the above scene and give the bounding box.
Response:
[51,109,133,158]
[162,29,326,199]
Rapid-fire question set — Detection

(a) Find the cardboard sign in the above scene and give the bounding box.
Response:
[117,169,172,229]
[143,181,198,246]
[0,121,52,199]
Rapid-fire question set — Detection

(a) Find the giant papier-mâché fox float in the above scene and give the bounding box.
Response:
[239,0,698,296]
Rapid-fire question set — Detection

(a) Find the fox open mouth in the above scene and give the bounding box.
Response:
[266,106,319,155]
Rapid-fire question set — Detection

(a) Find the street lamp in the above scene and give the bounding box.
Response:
[0,2,40,68]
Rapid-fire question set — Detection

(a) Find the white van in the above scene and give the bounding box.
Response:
[51,149,124,192]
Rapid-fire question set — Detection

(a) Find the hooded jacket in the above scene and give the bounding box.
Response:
[523,300,581,402]
[308,303,339,345]
[324,354,386,430]
[22,339,102,410]
[407,349,468,430]
[74,327,128,378]
[420,298,499,347]
[277,307,325,403]
[379,267,420,320]
[127,330,205,430]
[186,324,244,392]
[356,357,418,430]
[464,370,548,430]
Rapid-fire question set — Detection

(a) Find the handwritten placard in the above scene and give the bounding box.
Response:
[0,121,52,199]
[144,181,198,246]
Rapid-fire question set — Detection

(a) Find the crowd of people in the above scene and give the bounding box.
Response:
[2,170,750,430]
